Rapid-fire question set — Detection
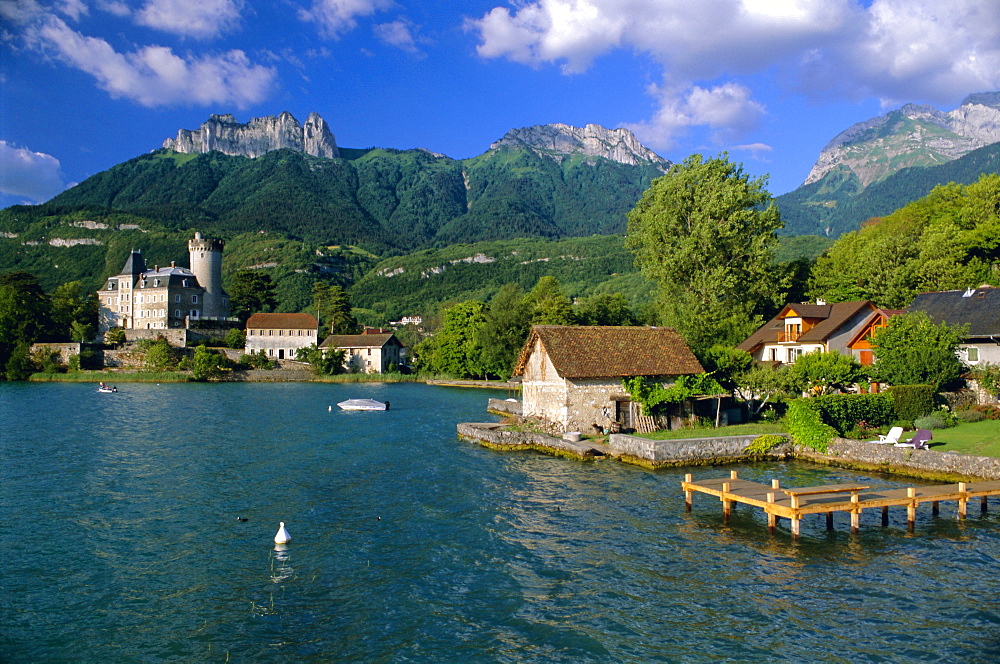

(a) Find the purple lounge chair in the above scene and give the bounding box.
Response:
[895,429,932,450]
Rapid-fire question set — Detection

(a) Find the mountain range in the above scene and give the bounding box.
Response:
[777,92,1000,236]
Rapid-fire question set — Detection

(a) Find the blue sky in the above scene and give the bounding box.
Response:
[3,0,1000,209]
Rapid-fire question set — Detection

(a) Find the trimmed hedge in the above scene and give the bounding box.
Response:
[886,385,936,425]
[786,399,837,453]
[810,393,895,435]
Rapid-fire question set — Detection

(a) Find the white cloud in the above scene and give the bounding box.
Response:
[96,1,131,17]
[28,15,275,107]
[298,0,393,39]
[57,0,87,20]
[471,0,1000,145]
[374,19,425,54]
[0,0,46,24]
[135,0,242,39]
[0,141,67,203]
[624,83,767,151]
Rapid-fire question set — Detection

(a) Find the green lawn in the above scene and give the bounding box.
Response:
[920,420,1000,457]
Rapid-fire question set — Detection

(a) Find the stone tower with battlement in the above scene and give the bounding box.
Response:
[188,232,229,319]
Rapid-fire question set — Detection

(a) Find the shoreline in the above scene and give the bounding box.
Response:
[457,422,1000,482]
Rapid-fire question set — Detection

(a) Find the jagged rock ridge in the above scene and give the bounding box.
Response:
[806,93,1000,187]
[490,123,669,167]
[163,112,339,159]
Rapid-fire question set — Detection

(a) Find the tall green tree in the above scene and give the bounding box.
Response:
[477,283,532,379]
[0,271,52,379]
[870,311,967,391]
[418,301,489,378]
[50,281,98,341]
[229,270,278,324]
[573,292,637,326]
[313,283,359,337]
[523,276,573,325]
[626,153,784,351]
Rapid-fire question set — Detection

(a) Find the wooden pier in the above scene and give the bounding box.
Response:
[682,471,1000,537]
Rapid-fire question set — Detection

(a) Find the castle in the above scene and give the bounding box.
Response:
[97,232,230,334]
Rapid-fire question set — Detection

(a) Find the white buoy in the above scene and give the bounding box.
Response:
[274,521,291,544]
[328,405,332,411]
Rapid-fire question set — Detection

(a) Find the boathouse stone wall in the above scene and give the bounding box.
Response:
[607,433,792,464]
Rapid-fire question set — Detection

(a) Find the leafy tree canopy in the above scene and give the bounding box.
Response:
[870,311,967,390]
[626,153,784,352]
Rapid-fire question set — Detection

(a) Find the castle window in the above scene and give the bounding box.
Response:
[192,295,198,304]
[175,309,181,318]
[175,295,181,303]
[154,279,160,287]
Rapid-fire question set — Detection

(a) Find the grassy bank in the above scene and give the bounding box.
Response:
[30,371,191,383]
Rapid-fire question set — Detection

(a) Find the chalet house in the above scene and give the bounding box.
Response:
[738,300,901,366]
[319,331,405,373]
[908,286,1000,366]
[245,313,319,360]
[512,325,703,434]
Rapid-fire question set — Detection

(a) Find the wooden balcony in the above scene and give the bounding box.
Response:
[777,331,801,342]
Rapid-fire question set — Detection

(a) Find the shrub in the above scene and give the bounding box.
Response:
[785,399,837,452]
[745,434,786,455]
[810,393,895,435]
[972,405,1000,420]
[886,385,936,423]
[957,410,985,423]
[914,414,947,430]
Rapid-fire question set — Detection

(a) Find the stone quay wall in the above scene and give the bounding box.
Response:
[797,438,1000,481]
[487,398,522,416]
[607,433,792,465]
[457,423,601,459]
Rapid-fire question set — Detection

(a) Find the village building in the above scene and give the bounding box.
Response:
[908,286,1000,366]
[245,313,319,360]
[738,300,901,366]
[96,232,230,335]
[512,325,704,434]
[319,331,405,373]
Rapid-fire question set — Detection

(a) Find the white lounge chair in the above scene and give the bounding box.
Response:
[869,426,903,444]
[895,429,932,450]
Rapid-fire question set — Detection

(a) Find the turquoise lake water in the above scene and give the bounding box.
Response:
[2,381,1000,662]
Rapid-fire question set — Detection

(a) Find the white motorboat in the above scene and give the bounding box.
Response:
[97,385,117,393]
[337,398,389,411]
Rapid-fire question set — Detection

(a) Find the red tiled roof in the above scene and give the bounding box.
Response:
[246,313,318,329]
[512,325,703,379]
[320,333,402,349]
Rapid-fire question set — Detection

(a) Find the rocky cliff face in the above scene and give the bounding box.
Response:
[806,93,1000,187]
[163,112,339,159]
[490,123,669,167]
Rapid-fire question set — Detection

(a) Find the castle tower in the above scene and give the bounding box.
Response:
[188,232,229,319]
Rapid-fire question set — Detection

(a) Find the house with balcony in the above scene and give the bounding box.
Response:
[738,300,901,365]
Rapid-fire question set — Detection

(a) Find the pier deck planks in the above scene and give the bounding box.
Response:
[682,472,1000,537]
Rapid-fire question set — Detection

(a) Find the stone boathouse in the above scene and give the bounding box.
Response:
[512,325,703,434]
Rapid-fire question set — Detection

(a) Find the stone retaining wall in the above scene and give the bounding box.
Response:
[487,398,522,416]
[607,433,792,465]
[797,438,1000,481]
[456,423,600,458]
[459,423,1000,481]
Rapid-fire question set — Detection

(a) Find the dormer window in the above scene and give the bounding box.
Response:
[154,279,160,287]
[182,279,188,287]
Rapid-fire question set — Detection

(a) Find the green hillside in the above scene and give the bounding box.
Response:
[778,142,1000,237]
[40,145,665,252]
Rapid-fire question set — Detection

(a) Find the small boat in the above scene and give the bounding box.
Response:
[97,385,117,393]
[337,398,389,411]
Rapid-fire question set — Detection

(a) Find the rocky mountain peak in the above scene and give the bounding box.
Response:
[805,93,1000,187]
[162,112,339,159]
[490,123,669,167]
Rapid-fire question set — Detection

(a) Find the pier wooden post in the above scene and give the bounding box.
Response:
[722,482,732,523]
[791,515,801,537]
[851,493,861,533]
[907,487,916,531]
[983,496,989,514]
[881,506,889,527]
[684,473,693,512]
[959,482,968,519]
[932,501,939,516]
[826,512,834,530]
[767,492,776,533]
[729,471,738,511]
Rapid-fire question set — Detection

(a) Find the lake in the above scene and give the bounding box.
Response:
[2,381,999,662]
